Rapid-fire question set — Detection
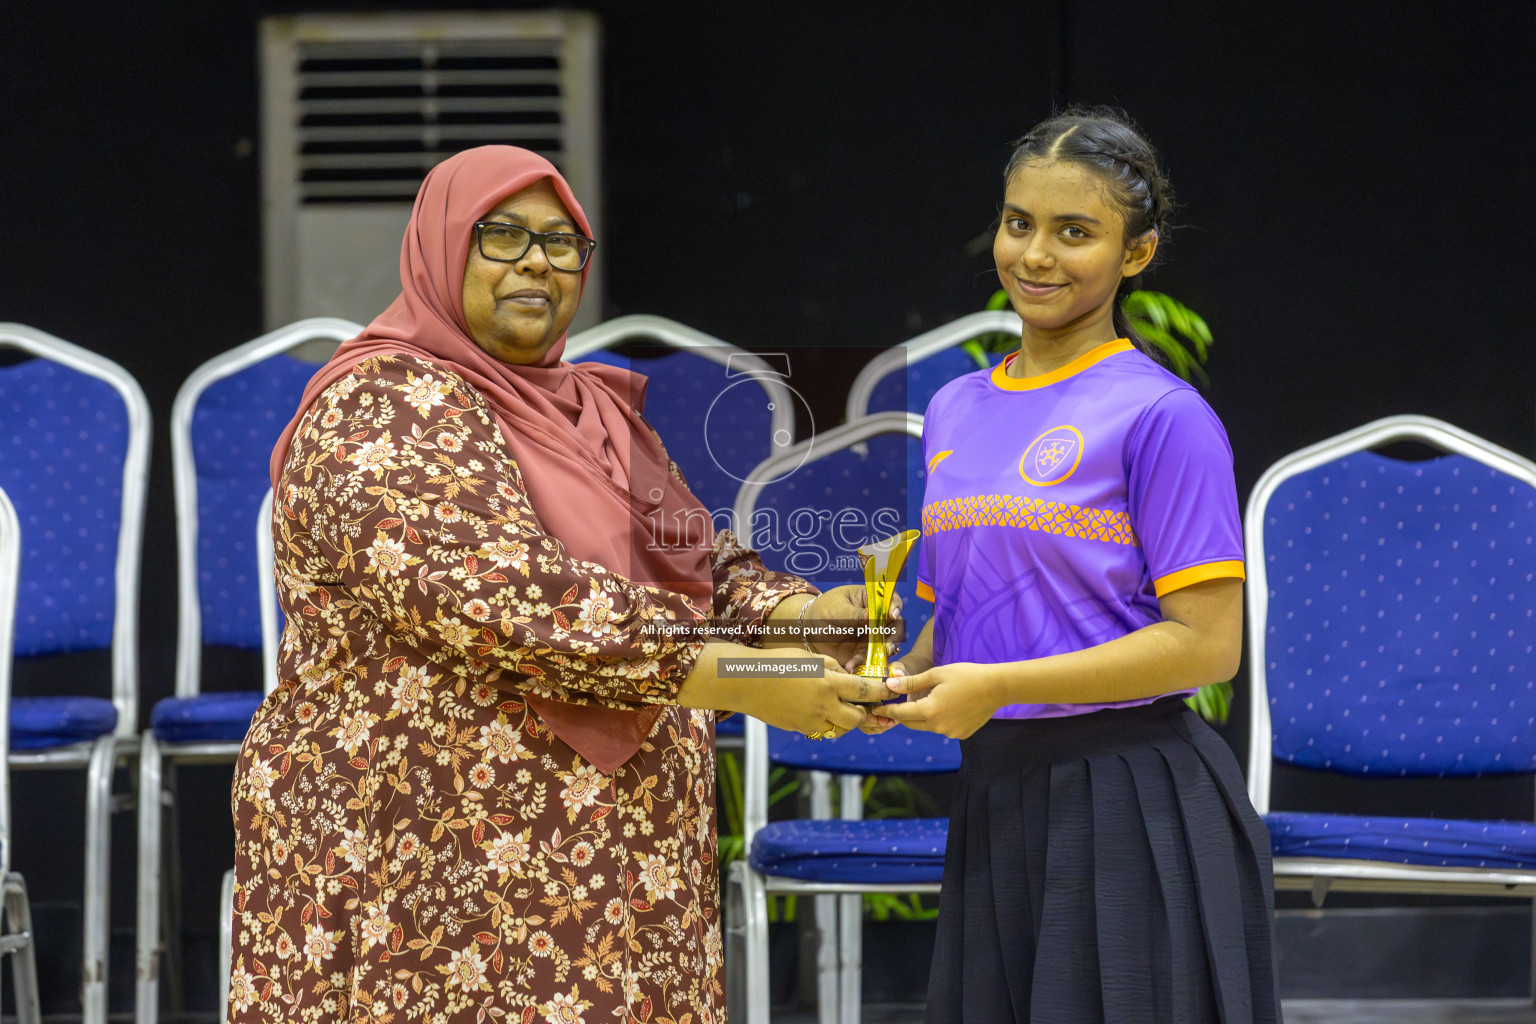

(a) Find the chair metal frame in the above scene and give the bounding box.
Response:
[565,314,796,537]
[257,488,280,700]
[0,323,149,1024]
[572,314,783,749]
[169,317,360,701]
[842,310,1021,424]
[729,412,934,1024]
[1245,414,1536,995]
[0,485,43,1024]
[216,866,235,1020]
[208,489,283,1021]
[138,317,358,1024]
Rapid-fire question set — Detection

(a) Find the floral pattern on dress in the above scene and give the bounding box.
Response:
[231,355,813,1024]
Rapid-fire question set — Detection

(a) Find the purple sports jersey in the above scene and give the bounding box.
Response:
[915,338,1244,719]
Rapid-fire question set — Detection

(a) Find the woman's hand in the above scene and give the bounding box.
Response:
[677,642,893,739]
[881,661,1000,739]
[854,660,913,736]
[745,663,893,739]
[803,585,904,672]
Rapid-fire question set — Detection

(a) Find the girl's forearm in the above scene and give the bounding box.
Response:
[898,617,936,672]
[986,607,1239,707]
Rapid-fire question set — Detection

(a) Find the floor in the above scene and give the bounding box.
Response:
[770,1000,1536,1023]
[1283,1002,1536,1024]
[21,998,1535,1023]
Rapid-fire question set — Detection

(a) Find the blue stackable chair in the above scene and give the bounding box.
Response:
[215,487,281,1018]
[735,410,931,667]
[0,483,43,1024]
[843,310,1020,423]
[0,323,150,1024]
[136,318,359,1024]
[570,314,799,753]
[726,719,957,1024]
[565,314,797,535]
[727,412,952,1024]
[1246,414,1536,996]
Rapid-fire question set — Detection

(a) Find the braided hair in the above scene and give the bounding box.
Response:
[1004,107,1175,361]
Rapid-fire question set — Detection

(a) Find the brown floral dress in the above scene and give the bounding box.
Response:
[230,355,812,1024]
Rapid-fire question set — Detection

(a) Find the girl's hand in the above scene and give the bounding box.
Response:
[881,662,999,739]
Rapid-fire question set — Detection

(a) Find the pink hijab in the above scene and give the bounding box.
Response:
[269,146,714,774]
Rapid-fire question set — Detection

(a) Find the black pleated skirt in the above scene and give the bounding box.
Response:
[924,698,1282,1024]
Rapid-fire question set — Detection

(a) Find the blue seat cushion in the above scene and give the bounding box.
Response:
[769,726,959,774]
[1267,810,1536,870]
[151,691,265,744]
[749,817,948,883]
[10,696,117,750]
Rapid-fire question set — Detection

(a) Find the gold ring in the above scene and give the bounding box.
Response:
[807,731,824,740]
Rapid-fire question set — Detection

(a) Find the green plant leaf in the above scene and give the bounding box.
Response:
[717,834,744,869]
[1184,680,1232,725]
[1184,308,1213,360]
[1187,310,1213,345]
[960,339,992,370]
[1128,319,1210,385]
[863,891,940,921]
[986,288,1011,311]
[717,751,743,836]
[767,765,799,807]
[1135,323,1189,371]
[1120,291,1214,384]
[908,893,938,920]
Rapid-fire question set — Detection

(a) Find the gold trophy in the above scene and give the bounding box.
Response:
[855,529,921,682]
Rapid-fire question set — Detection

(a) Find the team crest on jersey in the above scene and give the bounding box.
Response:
[1018,425,1084,486]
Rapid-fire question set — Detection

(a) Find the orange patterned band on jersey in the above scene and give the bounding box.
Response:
[922,494,1138,547]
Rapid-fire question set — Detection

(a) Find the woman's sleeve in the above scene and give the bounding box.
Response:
[707,527,819,644]
[639,419,819,644]
[278,355,705,710]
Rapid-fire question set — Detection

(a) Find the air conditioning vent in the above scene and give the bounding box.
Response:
[293,41,568,203]
[261,12,601,329]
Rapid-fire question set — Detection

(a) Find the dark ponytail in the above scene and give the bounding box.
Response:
[1004,107,1175,362]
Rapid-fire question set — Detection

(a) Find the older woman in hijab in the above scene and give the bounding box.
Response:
[230,146,891,1024]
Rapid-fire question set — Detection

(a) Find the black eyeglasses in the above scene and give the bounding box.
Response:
[472,221,596,272]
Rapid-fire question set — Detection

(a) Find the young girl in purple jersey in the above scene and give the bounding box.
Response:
[881,108,1281,1023]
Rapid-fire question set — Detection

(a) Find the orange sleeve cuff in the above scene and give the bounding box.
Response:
[1153,559,1245,598]
[915,580,935,602]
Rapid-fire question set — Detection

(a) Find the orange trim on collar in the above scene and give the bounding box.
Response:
[991,338,1135,391]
